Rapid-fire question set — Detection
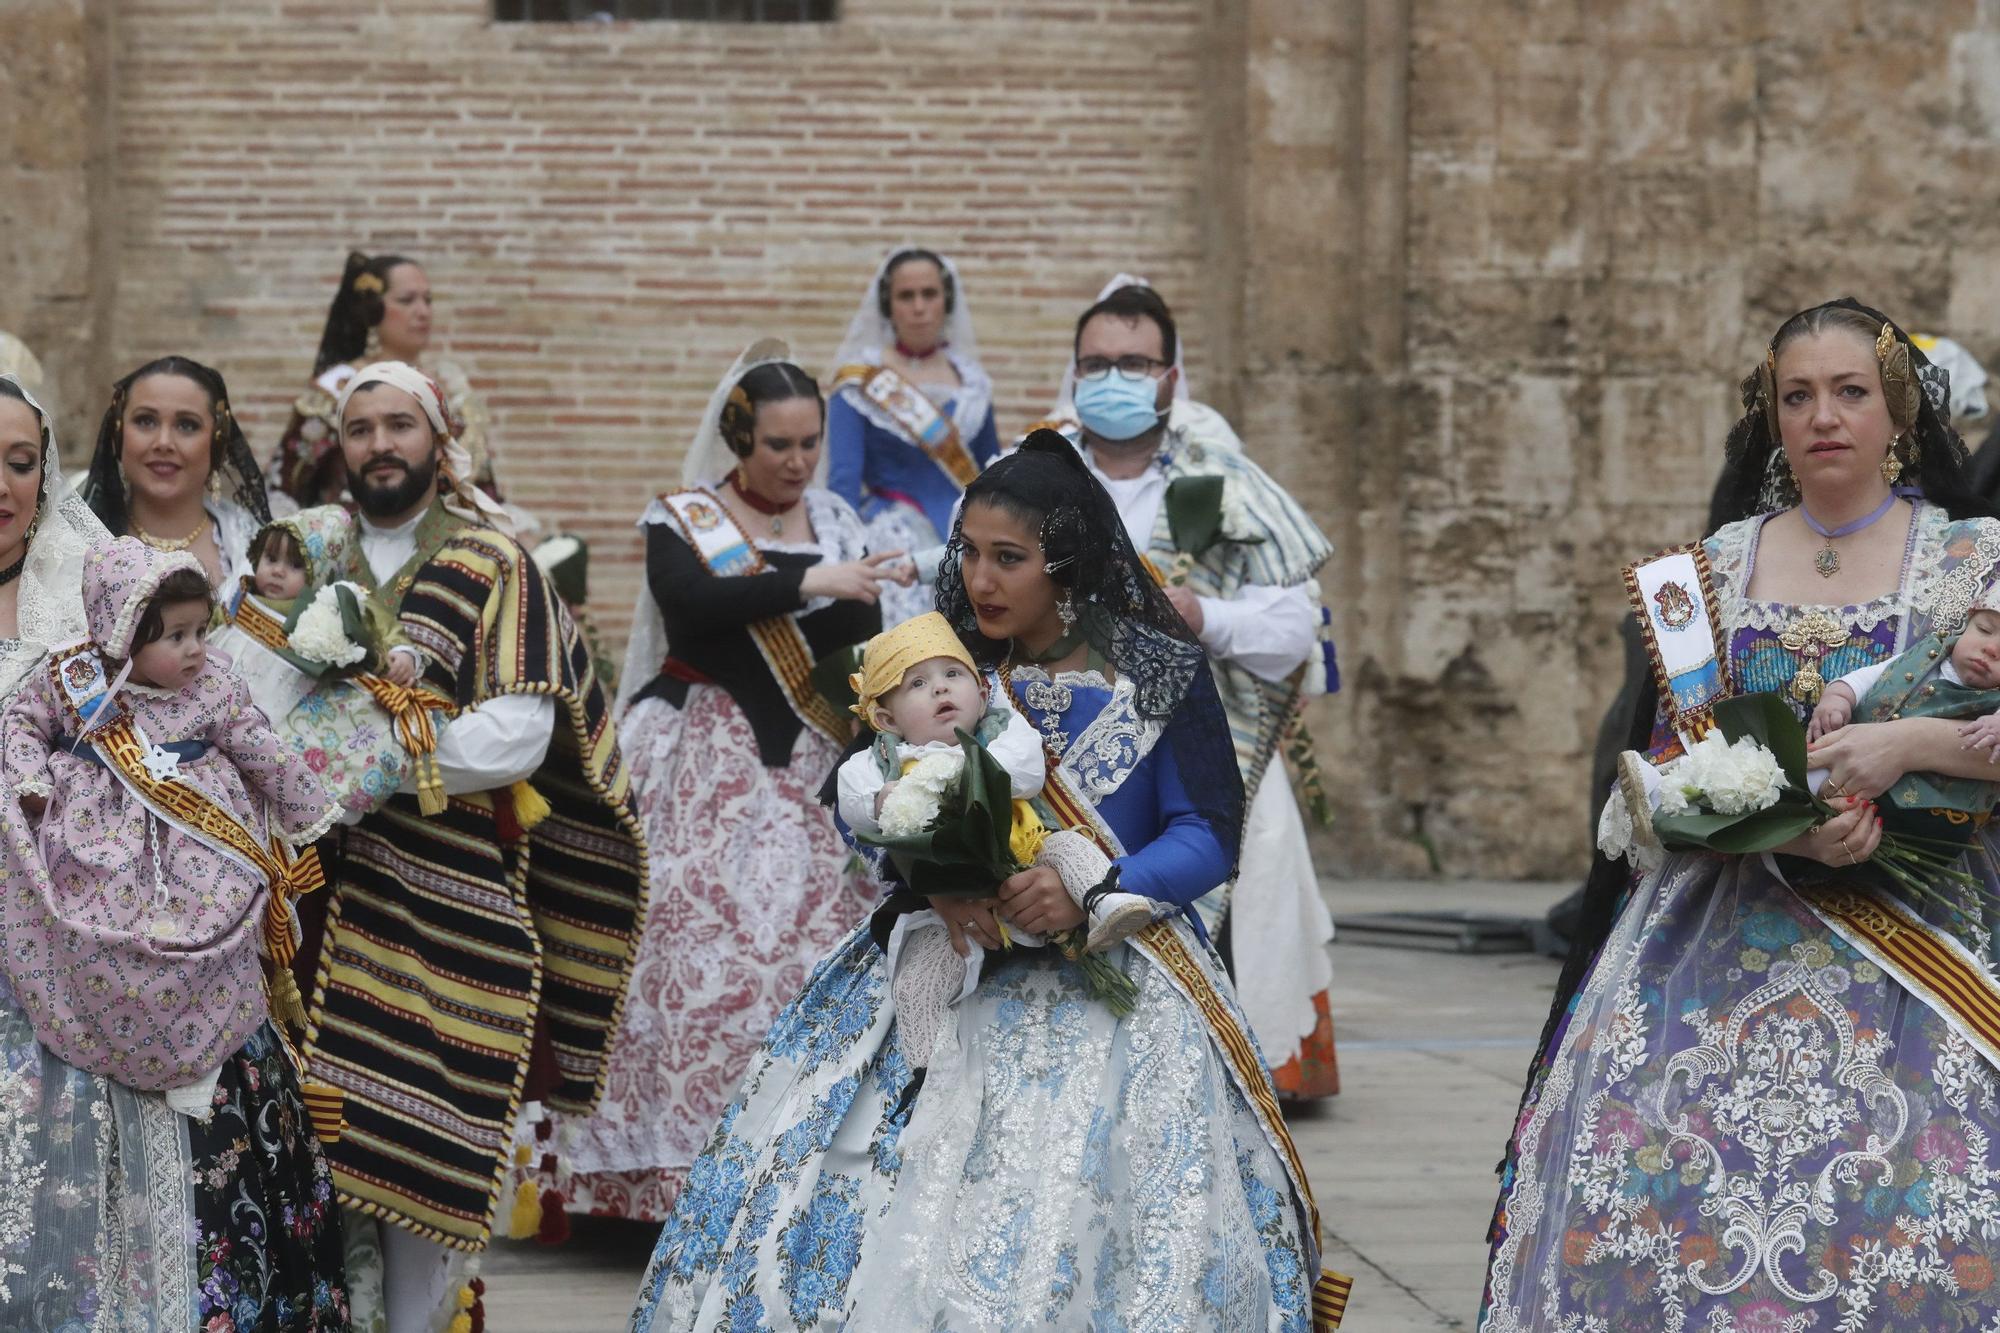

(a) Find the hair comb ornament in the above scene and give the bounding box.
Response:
[353,273,385,296]
[1756,348,1781,444]
[1875,320,1919,431]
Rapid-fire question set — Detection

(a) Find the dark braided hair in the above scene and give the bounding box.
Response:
[1710,297,1994,529]
[79,356,271,537]
[719,361,823,458]
[312,250,418,377]
[936,431,1245,865]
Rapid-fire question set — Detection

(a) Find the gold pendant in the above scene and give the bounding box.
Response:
[1778,608,1847,705]
[1814,543,1840,578]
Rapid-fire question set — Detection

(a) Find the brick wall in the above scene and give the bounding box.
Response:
[99,0,1216,642]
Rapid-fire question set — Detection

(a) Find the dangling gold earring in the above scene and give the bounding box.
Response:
[364,326,384,361]
[1880,436,1905,486]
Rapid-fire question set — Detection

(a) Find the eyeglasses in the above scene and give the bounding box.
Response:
[1074,355,1170,382]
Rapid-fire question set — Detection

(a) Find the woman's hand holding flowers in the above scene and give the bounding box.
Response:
[928,895,1005,957]
[997,864,1086,937]
[1777,794,1883,867]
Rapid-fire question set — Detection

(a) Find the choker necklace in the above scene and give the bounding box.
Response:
[894,341,944,362]
[0,549,23,587]
[133,514,210,553]
[1016,629,1088,666]
[728,472,791,536]
[1801,492,1899,578]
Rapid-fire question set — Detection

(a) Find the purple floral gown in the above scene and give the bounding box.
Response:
[1485,503,2000,1333]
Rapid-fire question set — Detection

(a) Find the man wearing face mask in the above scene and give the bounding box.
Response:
[1029,278,1344,1101]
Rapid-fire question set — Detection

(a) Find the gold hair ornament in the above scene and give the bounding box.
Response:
[353,273,385,297]
[1876,320,1919,432]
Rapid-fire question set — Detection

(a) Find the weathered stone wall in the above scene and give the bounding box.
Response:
[10,1,2000,877]
[1308,0,2000,878]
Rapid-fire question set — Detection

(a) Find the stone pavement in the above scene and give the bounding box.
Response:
[479,878,1569,1331]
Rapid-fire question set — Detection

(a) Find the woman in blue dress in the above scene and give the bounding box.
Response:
[827,246,1002,626]
[630,434,1347,1331]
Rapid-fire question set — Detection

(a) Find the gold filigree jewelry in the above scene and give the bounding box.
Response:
[1778,609,1847,705]
[1880,436,1905,486]
[353,273,385,296]
[133,515,210,553]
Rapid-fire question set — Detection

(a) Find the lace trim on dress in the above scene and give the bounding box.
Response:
[1707,502,1944,637]
[136,1084,195,1326]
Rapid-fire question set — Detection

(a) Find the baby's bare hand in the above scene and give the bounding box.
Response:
[1960,712,2000,764]
[1807,700,1851,744]
[385,650,421,688]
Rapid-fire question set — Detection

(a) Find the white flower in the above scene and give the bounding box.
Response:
[1655,732,1787,817]
[877,751,965,837]
[289,585,367,668]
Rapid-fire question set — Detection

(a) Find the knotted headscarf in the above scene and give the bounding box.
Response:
[850,611,978,727]
[335,361,516,537]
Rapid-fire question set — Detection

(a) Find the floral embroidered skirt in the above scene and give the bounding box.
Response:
[554,687,875,1222]
[0,977,349,1332]
[1484,851,2000,1332]
[631,922,1320,1332]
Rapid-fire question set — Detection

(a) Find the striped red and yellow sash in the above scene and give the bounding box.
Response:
[1804,882,2000,1074]
[228,585,292,653]
[1021,685,1352,1329]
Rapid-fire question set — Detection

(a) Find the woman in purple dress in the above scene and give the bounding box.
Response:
[1486,299,2000,1332]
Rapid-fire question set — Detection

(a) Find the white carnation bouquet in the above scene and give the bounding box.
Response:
[1599,693,1978,906]
[280,581,390,678]
[877,750,967,838]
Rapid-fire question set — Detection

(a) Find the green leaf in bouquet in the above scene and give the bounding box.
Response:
[1164,475,1227,561]
[1699,807,1822,854]
[810,643,866,721]
[1652,799,1819,854]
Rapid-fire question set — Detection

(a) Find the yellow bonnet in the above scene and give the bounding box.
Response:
[849,611,978,728]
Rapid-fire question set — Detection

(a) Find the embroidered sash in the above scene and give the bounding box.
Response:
[831,363,980,489]
[1625,544,1732,746]
[655,488,847,745]
[1002,669,1351,1329]
[1802,883,2000,1076]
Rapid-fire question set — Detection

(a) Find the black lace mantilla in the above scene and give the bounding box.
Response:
[935,432,1246,866]
[79,356,273,537]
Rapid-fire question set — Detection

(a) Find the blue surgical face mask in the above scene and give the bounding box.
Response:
[1074,372,1165,442]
